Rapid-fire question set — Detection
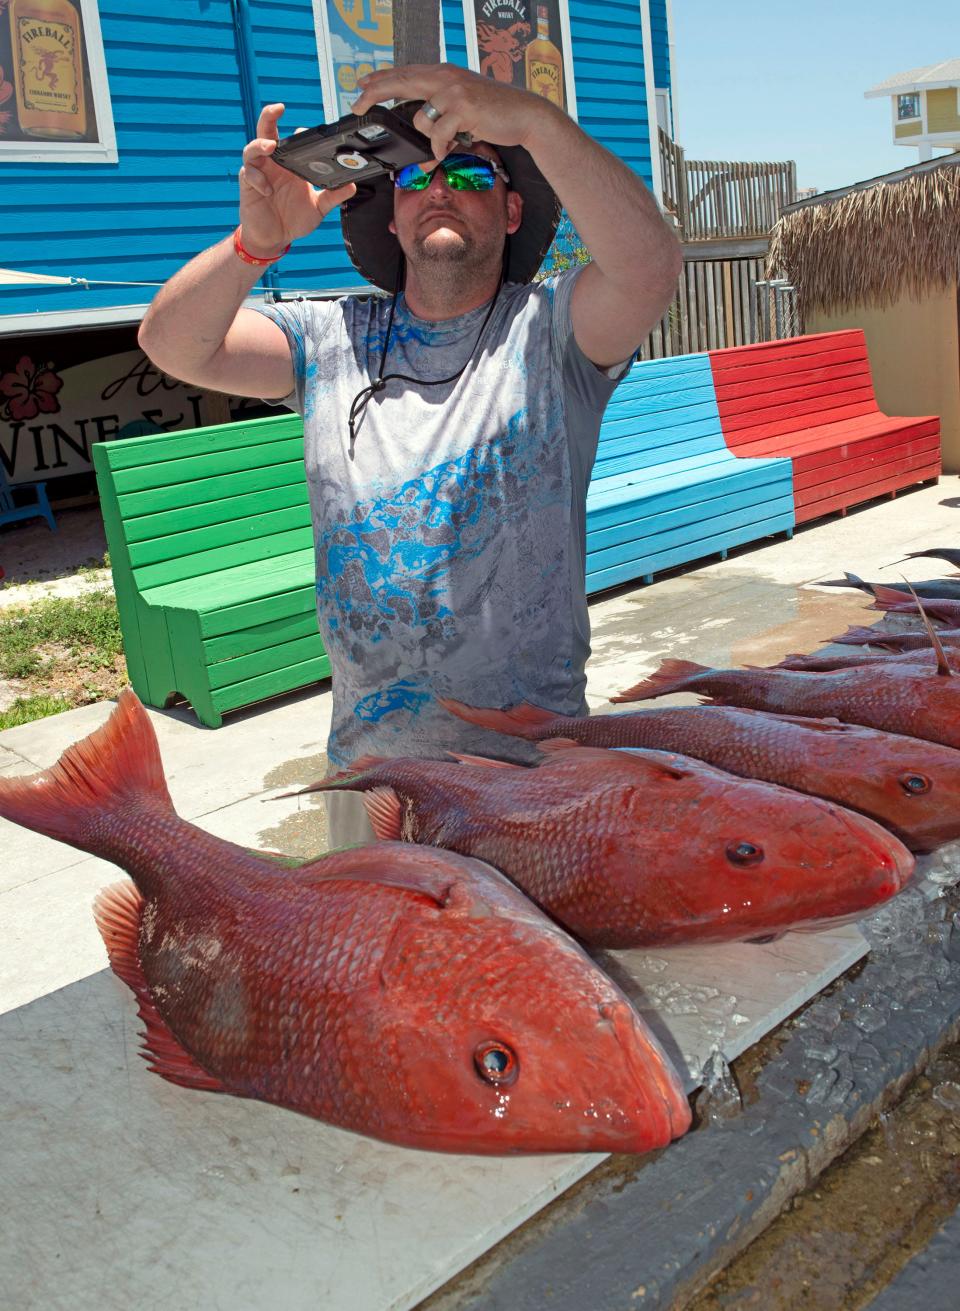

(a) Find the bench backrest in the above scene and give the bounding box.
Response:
[92,413,311,592]
[709,330,880,451]
[592,353,727,482]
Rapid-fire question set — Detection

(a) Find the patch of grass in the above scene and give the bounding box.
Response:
[0,590,128,728]
[0,694,73,729]
[0,590,123,679]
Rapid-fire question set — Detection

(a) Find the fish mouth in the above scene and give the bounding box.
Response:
[602,1001,692,1141]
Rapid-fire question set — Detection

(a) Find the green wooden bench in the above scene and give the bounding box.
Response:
[92,415,329,728]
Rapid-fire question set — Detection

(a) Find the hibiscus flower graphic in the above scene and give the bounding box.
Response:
[0,356,64,421]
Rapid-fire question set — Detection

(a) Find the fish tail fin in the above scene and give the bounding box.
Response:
[0,688,172,854]
[437,696,559,740]
[870,582,914,610]
[611,660,710,704]
[844,570,873,593]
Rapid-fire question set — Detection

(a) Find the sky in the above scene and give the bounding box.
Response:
[670,0,958,193]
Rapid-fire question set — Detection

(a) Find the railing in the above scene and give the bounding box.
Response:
[659,128,797,240]
[637,259,804,362]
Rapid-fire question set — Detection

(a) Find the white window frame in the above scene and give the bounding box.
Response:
[0,0,117,164]
[461,0,578,122]
[311,1,447,122]
[896,91,922,122]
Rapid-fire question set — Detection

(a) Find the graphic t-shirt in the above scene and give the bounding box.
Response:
[257,266,628,766]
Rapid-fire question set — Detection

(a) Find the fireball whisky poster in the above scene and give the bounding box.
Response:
[0,0,115,162]
[466,0,576,117]
[312,0,395,120]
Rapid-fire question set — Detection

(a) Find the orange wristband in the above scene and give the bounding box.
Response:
[233,226,291,266]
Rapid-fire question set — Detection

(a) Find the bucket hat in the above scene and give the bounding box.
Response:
[340,99,562,291]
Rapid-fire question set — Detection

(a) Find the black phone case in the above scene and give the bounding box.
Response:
[272,106,434,189]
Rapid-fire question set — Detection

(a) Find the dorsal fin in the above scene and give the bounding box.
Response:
[445,751,522,769]
[292,841,465,907]
[537,737,585,753]
[438,696,559,738]
[902,577,952,677]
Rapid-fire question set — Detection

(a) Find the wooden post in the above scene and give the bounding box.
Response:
[393,0,441,66]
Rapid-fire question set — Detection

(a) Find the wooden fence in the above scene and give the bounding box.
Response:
[637,257,802,361]
[659,129,797,240]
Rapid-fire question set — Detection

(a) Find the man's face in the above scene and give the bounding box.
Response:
[389,144,523,274]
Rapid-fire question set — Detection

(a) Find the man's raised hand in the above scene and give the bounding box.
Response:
[238,103,356,258]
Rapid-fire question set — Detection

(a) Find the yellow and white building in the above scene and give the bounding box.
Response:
[865,59,960,161]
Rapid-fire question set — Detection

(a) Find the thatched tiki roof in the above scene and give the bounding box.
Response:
[768,158,960,314]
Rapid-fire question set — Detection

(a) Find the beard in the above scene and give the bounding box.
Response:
[409,223,505,283]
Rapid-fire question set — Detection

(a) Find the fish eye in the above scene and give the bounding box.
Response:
[727,840,764,867]
[474,1040,518,1085]
[899,772,931,796]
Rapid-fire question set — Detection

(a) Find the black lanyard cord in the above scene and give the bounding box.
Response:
[347,250,508,459]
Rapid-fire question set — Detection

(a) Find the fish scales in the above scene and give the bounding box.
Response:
[307,747,913,948]
[613,659,960,753]
[439,699,960,852]
[0,689,692,1156]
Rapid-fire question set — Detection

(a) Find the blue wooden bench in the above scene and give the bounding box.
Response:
[0,466,57,533]
[585,353,795,594]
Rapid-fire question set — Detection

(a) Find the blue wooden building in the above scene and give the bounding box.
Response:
[0,0,675,488]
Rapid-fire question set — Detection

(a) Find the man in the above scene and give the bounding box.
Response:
[138,63,682,846]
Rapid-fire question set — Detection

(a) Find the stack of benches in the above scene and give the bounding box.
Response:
[94,329,940,726]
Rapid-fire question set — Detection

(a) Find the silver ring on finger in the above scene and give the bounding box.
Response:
[421,102,441,123]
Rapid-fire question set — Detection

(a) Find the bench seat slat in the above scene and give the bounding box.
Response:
[135,528,314,591]
[127,503,313,570]
[211,652,333,716]
[727,413,940,458]
[206,632,327,691]
[142,546,315,610]
[586,507,796,596]
[587,471,794,553]
[588,494,797,574]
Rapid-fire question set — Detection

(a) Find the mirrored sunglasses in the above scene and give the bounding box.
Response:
[392,153,511,193]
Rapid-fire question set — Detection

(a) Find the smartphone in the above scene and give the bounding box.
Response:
[272,105,435,189]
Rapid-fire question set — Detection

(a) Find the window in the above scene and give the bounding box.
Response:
[897,92,921,121]
[0,0,117,163]
[463,0,578,121]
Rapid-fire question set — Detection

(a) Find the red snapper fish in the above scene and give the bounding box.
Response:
[830,625,960,653]
[867,585,960,626]
[612,655,960,751]
[440,698,960,852]
[0,690,692,1156]
[297,746,913,948]
[774,650,960,673]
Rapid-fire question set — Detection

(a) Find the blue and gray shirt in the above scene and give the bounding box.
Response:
[258,266,629,766]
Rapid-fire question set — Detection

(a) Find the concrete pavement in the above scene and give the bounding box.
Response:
[4,478,960,1309]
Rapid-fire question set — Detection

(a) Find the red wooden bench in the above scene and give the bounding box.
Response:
[708,330,941,524]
